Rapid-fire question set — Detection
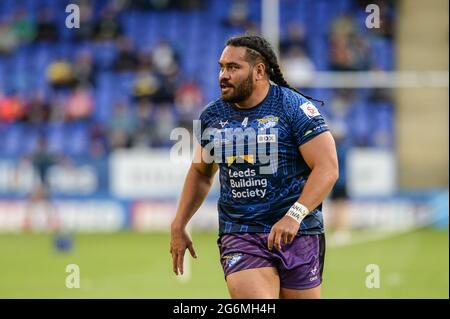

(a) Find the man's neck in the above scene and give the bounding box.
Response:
[234,82,270,109]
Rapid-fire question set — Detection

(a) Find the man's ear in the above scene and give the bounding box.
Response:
[255,63,266,81]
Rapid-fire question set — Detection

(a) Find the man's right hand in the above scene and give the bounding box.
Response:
[170,225,197,275]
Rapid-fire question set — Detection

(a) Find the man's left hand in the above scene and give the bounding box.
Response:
[267,215,300,251]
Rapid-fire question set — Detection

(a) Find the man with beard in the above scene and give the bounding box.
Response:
[170,35,338,299]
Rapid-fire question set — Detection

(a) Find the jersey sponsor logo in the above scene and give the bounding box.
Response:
[228,168,268,199]
[225,154,255,166]
[257,115,279,130]
[313,124,328,132]
[303,125,328,138]
[300,102,320,118]
[219,120,229,128]
[257,134,277,143]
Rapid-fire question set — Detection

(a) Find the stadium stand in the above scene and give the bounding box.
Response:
[0,0,395,196]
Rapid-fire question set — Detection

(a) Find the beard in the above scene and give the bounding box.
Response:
[220,71,254,103]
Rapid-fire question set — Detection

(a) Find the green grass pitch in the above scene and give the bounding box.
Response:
[0,228,447,298]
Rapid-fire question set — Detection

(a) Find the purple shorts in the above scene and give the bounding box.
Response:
[218,233,325,290]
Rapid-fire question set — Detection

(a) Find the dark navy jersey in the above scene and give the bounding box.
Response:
[197,85,329,235]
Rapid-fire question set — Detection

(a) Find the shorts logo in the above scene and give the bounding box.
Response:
[300,102,320,118]
[309,264,319,281]
[223,253,243,267]
[257,115,279,130]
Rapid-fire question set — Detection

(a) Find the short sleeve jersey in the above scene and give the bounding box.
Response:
[197,85,329,235]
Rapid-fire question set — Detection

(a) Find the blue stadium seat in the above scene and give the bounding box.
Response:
[94,82,117,122]
[4,124,24,156]
[64,123,89,156]
[47,123,65,154]
[91,41,117,70]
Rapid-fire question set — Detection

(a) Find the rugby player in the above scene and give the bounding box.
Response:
[170,35,338,299]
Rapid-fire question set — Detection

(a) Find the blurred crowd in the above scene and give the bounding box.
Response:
[0,0,207,158]
[0,0,395,161]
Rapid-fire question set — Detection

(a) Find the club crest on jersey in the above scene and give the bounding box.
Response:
[223,253,243,267]
[300,102,320,118]
[257,115,279,130]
